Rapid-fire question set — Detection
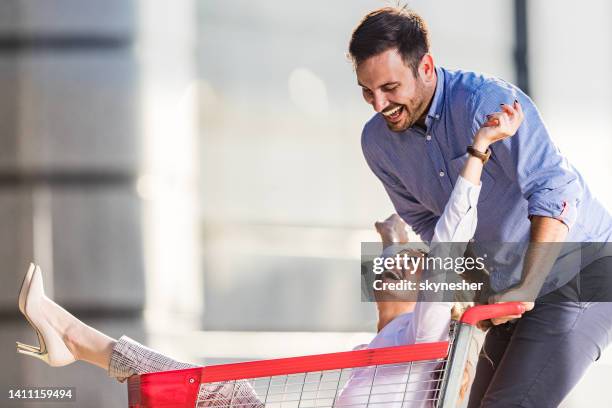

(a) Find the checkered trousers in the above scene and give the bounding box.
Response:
[109,335,264,407]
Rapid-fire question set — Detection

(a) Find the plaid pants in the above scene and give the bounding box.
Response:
[109,336,264,407]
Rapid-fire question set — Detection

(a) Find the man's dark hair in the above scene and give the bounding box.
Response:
[348,7,430,75]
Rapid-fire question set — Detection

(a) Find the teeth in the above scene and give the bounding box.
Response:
[383,106,402,117]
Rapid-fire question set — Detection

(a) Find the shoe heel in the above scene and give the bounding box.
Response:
[16,343,49,363]
[16,341,40,353]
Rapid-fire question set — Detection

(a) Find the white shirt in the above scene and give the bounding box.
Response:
[336,175,481,407]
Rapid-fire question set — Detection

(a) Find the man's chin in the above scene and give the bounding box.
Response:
[385,119,411,132]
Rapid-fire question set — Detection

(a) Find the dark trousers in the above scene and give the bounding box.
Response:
[467,256,612,408]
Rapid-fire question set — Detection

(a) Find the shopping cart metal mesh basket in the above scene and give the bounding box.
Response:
[127,303,525,408]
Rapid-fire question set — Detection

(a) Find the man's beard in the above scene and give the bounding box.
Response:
[385,107,411,132]
[384,104,419,132]
[385,99,427,133]
[385,81,429,132]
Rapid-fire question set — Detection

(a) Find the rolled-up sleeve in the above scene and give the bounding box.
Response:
[362,135,438,243]
[468,80,582,230]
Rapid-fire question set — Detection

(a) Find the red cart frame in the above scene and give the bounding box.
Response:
[127,303,525,407]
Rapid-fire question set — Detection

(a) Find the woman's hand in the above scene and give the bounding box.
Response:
[474,100,524,148]
[375,213,409,248]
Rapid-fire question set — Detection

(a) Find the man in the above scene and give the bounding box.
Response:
[348,7,612,408]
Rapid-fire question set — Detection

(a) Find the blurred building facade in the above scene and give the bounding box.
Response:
[0,1,610,407]
[0,2,201,406]
[0,2,145,407]
[0,1,144,314]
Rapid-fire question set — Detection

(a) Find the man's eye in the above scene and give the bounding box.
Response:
[384,85,398,91]
[362,88,373,95]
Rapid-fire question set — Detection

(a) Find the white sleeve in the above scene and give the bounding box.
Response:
[381,175,481,260]
[406,176,481,345]
[431,175,481,244]
[405,301,453,345]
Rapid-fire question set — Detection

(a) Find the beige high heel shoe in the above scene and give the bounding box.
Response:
[16,263,75,366]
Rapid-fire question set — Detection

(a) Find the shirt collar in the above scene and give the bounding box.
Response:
[424,66,445,129]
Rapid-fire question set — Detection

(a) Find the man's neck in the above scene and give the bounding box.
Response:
[414,71,437,129]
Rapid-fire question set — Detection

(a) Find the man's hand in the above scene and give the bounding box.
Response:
[488,294,535,326]
[489,284,536,327]
[475,299,535,330]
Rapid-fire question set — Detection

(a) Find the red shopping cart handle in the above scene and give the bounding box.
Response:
[460,302,526,326]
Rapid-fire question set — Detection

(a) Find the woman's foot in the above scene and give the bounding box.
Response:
[17,263,117,371]
[374,214,409,248]
[17,263,77,367]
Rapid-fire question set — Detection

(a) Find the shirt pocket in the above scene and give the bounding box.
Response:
[449,153,496,203]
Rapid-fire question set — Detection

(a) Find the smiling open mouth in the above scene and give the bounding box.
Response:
[382,105,404,122]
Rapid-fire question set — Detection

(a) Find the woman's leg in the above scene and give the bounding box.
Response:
[41,297,197,379]
[108,335,196,381]
[40,297,264,407]
[39,294,116,371]
[109,337,264,407]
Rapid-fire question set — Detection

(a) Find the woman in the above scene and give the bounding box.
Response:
[16,102,527,407]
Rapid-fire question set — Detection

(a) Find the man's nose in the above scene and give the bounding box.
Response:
[372,93,388,113]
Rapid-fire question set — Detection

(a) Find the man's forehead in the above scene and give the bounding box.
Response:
[356,49,411,88]
[357,71,406,90]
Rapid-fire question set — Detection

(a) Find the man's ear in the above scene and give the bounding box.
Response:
[418,53,436,84]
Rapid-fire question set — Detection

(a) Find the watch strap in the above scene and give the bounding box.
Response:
[467,145,491,164]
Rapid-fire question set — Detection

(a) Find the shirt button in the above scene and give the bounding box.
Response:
[426,134,432,141]
[439,170,445,177]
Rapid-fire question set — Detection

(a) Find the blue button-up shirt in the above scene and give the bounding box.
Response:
[362,67,612,293]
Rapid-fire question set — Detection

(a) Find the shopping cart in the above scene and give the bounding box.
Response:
[127,303,525,408]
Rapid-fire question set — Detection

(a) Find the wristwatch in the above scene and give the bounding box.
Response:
[467,145,491,164]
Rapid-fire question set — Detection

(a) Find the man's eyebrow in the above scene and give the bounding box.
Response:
[357,81,400,89]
